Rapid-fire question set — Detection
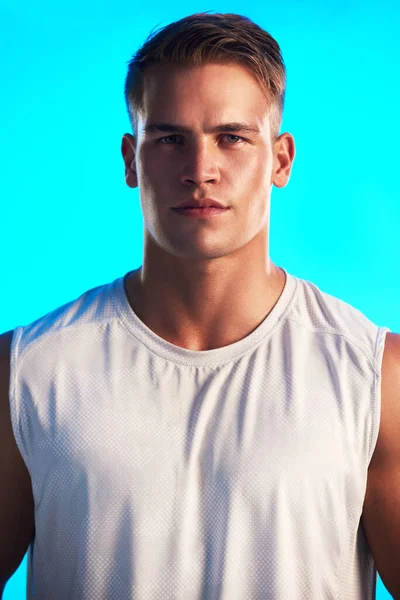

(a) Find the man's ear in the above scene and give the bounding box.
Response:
[121,134,138,189]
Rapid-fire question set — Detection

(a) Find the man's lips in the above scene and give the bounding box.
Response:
[173,198,227,209]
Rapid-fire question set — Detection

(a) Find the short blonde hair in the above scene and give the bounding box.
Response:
[124,11,286,145]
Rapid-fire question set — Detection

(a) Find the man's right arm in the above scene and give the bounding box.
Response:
[0,330,35,591]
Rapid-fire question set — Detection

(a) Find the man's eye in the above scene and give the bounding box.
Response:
[158,135,180,144]
[158,135,244,145]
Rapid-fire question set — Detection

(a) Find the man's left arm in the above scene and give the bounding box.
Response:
[362,332,400,599]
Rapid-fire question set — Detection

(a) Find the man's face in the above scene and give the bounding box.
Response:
[122,62,294,262]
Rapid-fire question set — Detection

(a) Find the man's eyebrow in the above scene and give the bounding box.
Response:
[142,122,262,135]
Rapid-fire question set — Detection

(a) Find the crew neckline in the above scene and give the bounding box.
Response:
[112,266,298,366]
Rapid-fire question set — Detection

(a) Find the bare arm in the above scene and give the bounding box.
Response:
[0,330,35,589]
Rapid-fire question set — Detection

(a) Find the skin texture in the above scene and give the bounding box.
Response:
[121,62,296,351]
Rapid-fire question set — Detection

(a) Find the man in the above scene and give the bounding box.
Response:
[1,30,400,600]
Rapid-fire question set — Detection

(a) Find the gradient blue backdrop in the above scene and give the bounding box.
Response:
[1,0,398,598]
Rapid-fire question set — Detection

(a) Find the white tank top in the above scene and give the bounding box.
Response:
[9,267,390,599]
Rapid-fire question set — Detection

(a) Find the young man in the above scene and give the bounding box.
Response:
[1,14,399,600]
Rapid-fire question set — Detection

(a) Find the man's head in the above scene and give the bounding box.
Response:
[121,12,295,264]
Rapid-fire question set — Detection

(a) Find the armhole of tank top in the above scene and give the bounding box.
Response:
[368,326,391,467]
[8,325,31,473]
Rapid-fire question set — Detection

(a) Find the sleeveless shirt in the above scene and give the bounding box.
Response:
[9,266,391,599]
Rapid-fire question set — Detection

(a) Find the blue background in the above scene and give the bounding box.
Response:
[1,0,398,597]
